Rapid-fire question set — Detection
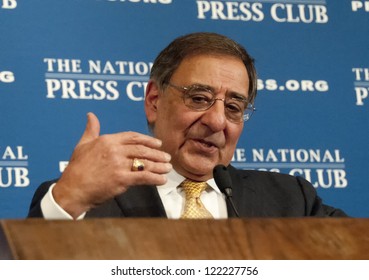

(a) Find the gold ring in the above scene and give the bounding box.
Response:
[131,158,145,171]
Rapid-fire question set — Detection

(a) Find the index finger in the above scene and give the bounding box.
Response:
[113,131,163,149]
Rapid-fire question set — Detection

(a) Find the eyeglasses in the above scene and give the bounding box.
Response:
[165,83,255,123]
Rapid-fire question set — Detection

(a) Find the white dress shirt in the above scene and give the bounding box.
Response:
[41,169,228,219]
[157,169,228,219]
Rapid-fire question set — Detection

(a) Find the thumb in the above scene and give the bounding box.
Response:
[78,112,100,145]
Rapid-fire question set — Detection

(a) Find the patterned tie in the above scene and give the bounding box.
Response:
[180,179,213,219]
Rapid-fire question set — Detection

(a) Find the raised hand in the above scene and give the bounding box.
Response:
[52,112,172,218]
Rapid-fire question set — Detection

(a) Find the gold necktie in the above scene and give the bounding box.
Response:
[180,179,213,219]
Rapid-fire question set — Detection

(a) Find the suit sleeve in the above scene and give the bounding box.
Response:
[297,176,348,217]
[27,180,56,218]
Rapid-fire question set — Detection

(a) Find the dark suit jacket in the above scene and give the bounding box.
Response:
[27,166,347,218]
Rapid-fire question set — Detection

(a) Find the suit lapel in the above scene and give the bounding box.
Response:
[115,185,167,217]
[86,185,167,218]
[227,165,257,217]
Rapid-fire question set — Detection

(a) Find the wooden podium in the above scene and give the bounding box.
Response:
[1,218,369,260]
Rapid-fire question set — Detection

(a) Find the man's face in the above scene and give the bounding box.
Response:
[145,54,249,181]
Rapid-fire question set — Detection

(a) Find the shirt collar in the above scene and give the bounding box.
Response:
[157,169,222,196]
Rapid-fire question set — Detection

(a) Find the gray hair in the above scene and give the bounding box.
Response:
[150,32,257,103]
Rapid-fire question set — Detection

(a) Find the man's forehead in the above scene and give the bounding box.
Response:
[173,55,249,96]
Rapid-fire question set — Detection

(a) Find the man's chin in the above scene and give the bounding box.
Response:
[178,158,218,180]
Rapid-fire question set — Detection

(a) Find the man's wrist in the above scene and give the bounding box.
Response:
[41,183,86,220]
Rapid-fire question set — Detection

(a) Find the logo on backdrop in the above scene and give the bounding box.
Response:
[257,78,329,93]
[105,0,172,3]
[0,70,15,83]
[352,0,369,12]
[59,161,68,173]
[352,67,369,106]
[1,0,17,9]
[196,0,329,23]
[44,58,152,101]
[232,148,347,189]
[0,146,30,188]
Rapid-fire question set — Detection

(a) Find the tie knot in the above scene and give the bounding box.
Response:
[181,179,208,198]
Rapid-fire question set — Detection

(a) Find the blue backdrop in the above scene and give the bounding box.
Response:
[0,0,368,218]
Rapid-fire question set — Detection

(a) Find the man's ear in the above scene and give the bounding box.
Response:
[144,80,160,123]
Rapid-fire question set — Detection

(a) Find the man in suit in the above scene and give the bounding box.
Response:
[28,32,346,219]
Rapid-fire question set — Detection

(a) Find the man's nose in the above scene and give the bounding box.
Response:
[200,99,227,132]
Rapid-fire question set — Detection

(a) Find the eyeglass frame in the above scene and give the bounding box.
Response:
[164,82,256,123]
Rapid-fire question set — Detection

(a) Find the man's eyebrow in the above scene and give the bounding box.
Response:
[189,83,214,91]
[188,83,248,100]
[227,91,248,100]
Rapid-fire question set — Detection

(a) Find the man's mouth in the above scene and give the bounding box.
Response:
[198,139,215,148]
[192,138,218,150]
